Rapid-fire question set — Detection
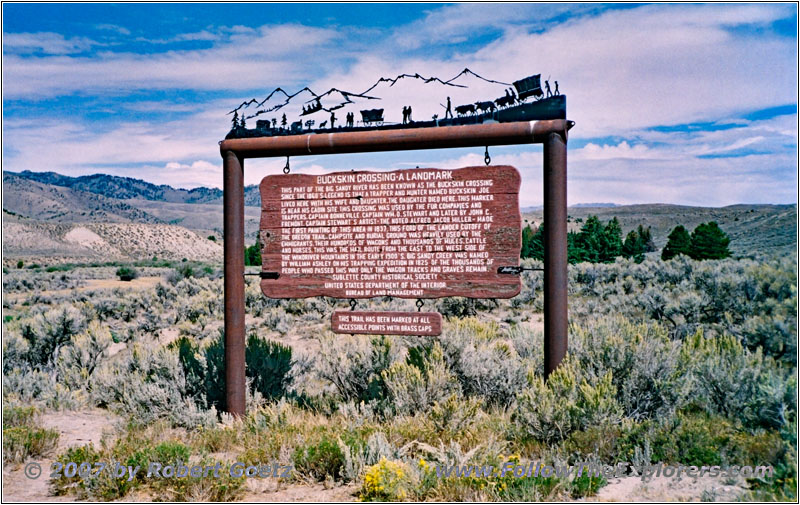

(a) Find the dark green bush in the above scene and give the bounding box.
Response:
[570,472,606,498]
[174,333,292,412]
[293,436,345,481]
[116,266,139,281]
[246,335,293,401]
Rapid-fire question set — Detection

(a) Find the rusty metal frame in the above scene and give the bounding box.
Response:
[219,119,572,416]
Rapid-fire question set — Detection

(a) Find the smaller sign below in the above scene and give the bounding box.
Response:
[331,311,443,336]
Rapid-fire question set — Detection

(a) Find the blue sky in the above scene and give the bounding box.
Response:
[2,3,797,206]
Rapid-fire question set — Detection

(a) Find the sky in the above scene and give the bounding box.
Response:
[2,2,797,206]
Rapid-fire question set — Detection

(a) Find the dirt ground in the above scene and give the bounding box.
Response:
[241,481,358,502]
[0,405,360,503]
[583,473,748,502]
[2,409,122,502]
[0,405,750,503]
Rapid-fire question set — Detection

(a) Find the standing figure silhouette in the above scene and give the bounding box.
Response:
[444,97,453,119]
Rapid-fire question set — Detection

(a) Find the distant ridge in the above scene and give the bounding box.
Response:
[8,170,261,206]
[572,202,618,208]
[521,203,619,212]
[2,170,795,257]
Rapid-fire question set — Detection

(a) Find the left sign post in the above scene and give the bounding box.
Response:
[223,150,246,417]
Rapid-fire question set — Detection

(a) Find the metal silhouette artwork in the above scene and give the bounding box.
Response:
[226,69,565,139]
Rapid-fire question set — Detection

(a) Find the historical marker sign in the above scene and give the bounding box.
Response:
[332,311,442,336]
[259,165,521,299]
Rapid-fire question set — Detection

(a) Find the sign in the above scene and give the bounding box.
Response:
[331,311,442,336]
[259,165,521,299]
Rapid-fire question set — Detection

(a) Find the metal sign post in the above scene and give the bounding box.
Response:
[220,119,572,416]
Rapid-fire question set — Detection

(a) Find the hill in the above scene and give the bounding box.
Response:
[2,173,161,224]
[3,170,795,259]
[6,170,261,205]
[2,213,222,262]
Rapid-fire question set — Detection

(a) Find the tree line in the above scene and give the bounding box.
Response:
[521,215,731,263]
[242,215,731,267]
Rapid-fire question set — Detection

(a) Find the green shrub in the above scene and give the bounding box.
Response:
[22,305,87,368]
[514,358,622,444]
[52,444,113,498]
[115,266,139,281]
[430,394,481,433]
[245,334,292,401]
[3,420,59,463]
[2,405,38,428]
[437,297,477,318]
[681,331,795,430]
[315,334,395,408]
[204,335,226,411]
[382,342,459,415]
[293,436,346,481]
[569,317,687,420]
[173,333,293,412]
[570,471,606,498]
[438,322,527,407]
[92,342,217,428]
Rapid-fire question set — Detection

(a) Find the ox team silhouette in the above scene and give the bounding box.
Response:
[226,70,565,139]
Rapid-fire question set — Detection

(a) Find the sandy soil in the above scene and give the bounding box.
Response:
[82,276,163,291]
[241,481,358,502]
[583,474,747,502]
[3,222,223,261]
[64,226,122,256]
[2,409,121,503]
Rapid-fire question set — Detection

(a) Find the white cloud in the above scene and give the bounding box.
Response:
[95,24,131,36]
[2,24,342,98]
[574,141,662,161]
[3,32,98,55]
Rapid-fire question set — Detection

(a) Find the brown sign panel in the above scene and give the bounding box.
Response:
[332,311,442,336]
[260,165,521,299]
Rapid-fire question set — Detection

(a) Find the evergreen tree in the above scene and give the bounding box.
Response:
[622,230,645,263]
[637,224,656,252]
[520,224,535,258]
[661,225,692,260]
[245,238,262,266]
[529,224,545,261]
[574,215,603,262]
[567,231,583,264]
[690,221,731,260]
[601,217,623,262]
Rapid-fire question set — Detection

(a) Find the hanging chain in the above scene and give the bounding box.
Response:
[349,298,357,311]
[484,146,491,166]
[283,156,291,174]
[415,299,424,312]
